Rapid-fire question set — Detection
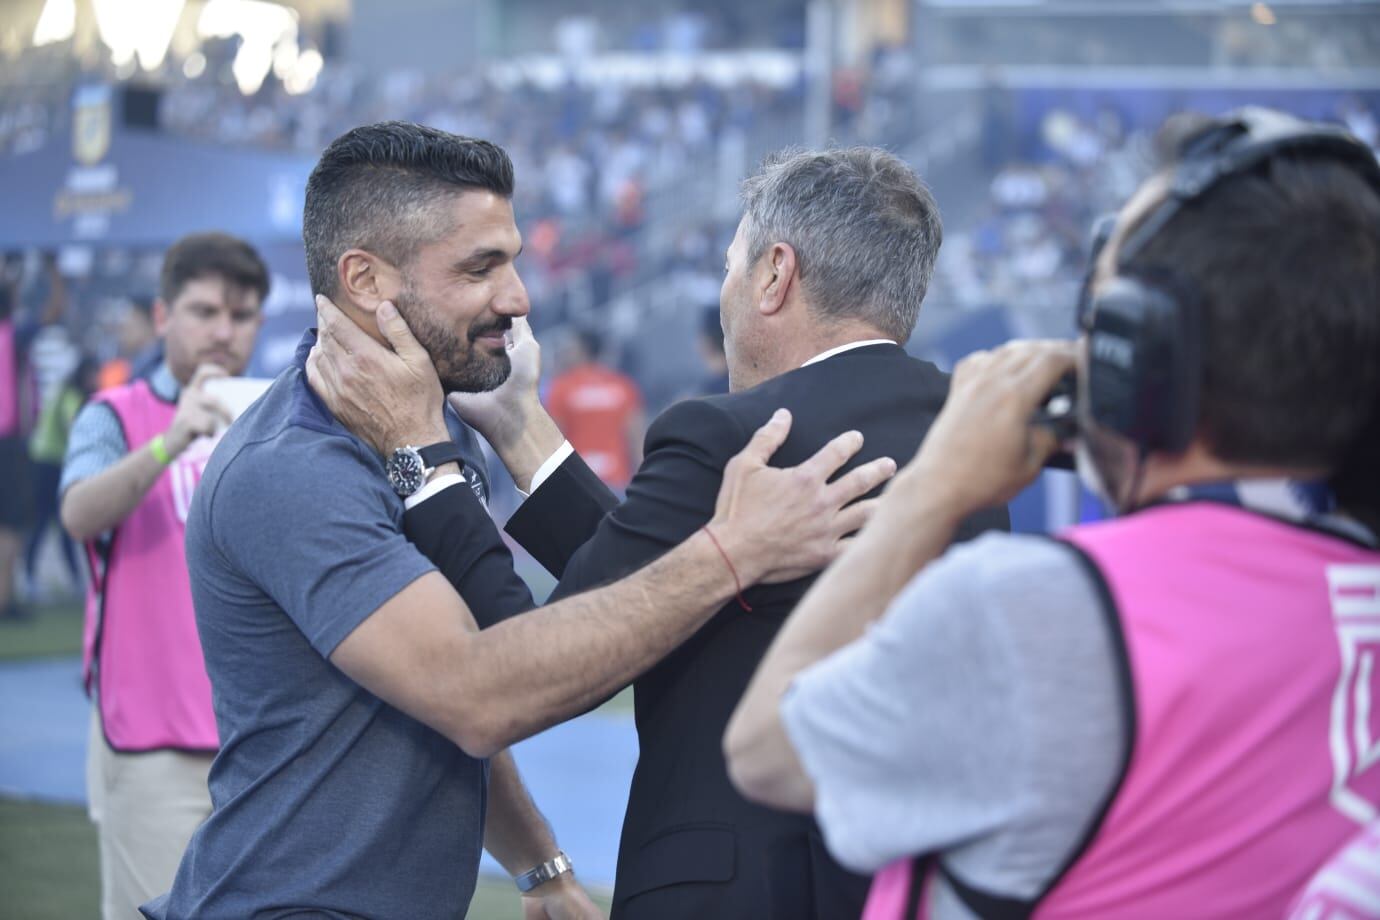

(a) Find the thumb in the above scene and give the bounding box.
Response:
[376,301,428,365]
[508,315,534,351]
[739,409,792,466]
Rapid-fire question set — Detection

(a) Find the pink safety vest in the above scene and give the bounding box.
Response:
[865,502,1380,920]
[83,379,219,752]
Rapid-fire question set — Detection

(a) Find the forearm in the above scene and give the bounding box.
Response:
[60,442,170,541]
[725,466,965,800]
[484,749,559,873]
[460,528,740,754]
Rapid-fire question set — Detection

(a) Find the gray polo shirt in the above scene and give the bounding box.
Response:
[781,533,1127,919]
[144,335,488,920]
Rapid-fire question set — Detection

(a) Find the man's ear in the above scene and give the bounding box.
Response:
[757,242,798,318]
[152,298,170,335]
[338,249,403,314]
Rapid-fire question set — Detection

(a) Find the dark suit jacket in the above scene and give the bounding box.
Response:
[402,410,542,628]
[504,344,1011,920]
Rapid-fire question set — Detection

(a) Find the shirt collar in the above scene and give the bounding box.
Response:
[800,339,898,368]
[150,361,180,401]
[293,328,316,370]
[286,327,347,437]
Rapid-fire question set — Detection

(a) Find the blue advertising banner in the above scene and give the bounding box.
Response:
[0,91,314,249]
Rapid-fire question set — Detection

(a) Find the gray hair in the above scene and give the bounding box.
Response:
[740,147,942,342]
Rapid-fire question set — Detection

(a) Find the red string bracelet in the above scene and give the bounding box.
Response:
[702,525,752,613]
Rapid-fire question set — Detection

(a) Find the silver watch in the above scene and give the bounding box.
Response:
[514,851,573,892]
[386,445,430,498]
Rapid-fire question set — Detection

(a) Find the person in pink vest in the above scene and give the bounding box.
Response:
[59,232,268,920]
[723,108,1380,919]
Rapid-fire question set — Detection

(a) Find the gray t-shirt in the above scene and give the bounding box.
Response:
[781,533,1127,919]
[144,346,488,920]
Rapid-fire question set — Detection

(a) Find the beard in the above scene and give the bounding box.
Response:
[393,282,512,394]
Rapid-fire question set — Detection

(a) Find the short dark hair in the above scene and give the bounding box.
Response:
[303,122,515,297]
[160,232,270,305]
[1121,117,1380,472]
[740,147,942,343]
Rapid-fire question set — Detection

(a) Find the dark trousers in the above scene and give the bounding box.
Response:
[25,461,79,586]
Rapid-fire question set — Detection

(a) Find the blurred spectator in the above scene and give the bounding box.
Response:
[24,354,97,602]
[26,254,79,404]
[546,328,645,489]
[0,274,40,620]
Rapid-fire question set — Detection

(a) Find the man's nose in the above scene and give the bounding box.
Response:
[493,266,531,319]
[211,312,234,341]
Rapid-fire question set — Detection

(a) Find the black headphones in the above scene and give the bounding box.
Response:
[1077,106,1380,456]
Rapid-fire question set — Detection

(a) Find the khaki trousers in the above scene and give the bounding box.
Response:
[86,708,214,920]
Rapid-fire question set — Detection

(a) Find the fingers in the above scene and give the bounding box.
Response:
[825,456,896,507]
[315,293,382,358]
[202,394,234,427]
[736,409,793,467]
[314,293,350,337]
[798,429,864,482]
[831,497,882,539]
[1010,340,1078,399]
[305,343,340,394]
[305,344,321,388]
[375,301,430,366]
[508,315,534,350]
[189,363,228,391]
[1024,418,1065,467]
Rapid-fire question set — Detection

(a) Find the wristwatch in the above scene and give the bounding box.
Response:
[514,851,574,893]
[385,441,464,498]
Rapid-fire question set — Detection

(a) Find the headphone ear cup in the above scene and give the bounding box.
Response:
[1084,275,1201,454]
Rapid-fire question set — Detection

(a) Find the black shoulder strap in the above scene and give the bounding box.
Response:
[934,536,1139,920]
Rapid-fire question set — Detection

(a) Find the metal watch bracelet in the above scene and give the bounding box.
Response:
[514,851,573,893]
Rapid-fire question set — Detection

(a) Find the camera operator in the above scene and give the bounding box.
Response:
[724,108,1380,919]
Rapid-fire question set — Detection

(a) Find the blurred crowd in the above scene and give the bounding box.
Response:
[0,254,163,614]
[936,93,1380,317]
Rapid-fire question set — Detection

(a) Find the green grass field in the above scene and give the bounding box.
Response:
[0,600,84,660]
[0,797,611,919]
[0,601,618,917]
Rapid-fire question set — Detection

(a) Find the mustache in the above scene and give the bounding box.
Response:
[468,317,513,342]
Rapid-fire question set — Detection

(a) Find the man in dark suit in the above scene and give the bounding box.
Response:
[445,147,1009,919]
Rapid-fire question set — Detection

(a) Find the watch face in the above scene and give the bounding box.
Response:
[387,447,426,497]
